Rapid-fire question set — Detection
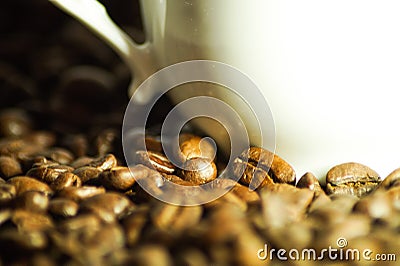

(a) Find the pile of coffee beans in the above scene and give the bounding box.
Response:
[1,1,399,265]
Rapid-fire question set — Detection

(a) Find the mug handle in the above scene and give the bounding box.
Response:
[49,0,156,103]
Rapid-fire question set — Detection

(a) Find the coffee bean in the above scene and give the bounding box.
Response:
[150,200,202,233]
[72,166,102,183]
[0,109,32,138]
[70,156,95,168]
[57,186,105,202]
[0,229,47,251]
[62,134,88,157]
[378,168,400,190]
[231,183,260,204]
[134,150,175,174]
[95,128,119,156]
[144,136,163,153]
[50,172,82,191]
[0,156,22,179]
[7,176,53,196]
[80,192,134,223]
[11,210,53,232]
[353,193,392,220]
[27,164,73,183]
[48,198,79,217]
[297,172,324,196]
[175,248,210,266]
[127,245,172,266]
[179,157,217,185]
[233,147,296,188]
[39,147,74,165]
[23,131,56,148]
[178,134,216,162]
[326,162,381,197]
[86,223,125,257]
[14,191,49,213]
[122,206,149,247]
[58,213,101,233]
[0,183,16,205]
[101,166,136,191]
[88,153,117,171]
[261,184,314,228]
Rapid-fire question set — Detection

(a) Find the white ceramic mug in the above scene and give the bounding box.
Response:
[50,0,400,179]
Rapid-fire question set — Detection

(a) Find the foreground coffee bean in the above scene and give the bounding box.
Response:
[88,154,117,171]
[134,150,175,174]
[179,157,217,185]
[57,186,105,202]
[178,134,216,162]
[0,156,22,179]
[261,184,314,228]
[378,168,400,190]
[11,210,53,232]
[14,191,49,213]
[7,176,53,196]
[233,147,296,187]
[48,198,79,217]
[27,164,73,183]
[50,172,82,191]
[150,200,202,233]
[80,192,134,223]
[326,162,381,197]
[101,166,136,191]
[0,183,16,204]
[72,166,102,183]
[296,172,324,196]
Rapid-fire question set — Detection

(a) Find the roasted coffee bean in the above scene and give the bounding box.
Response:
[150,200,202,232]
[50,172,82,191]
[11,210,53,232]
[134,150,175,174]
[62,134,88,157]
[127,245,172,266]
[261,184,314,228]
[23,131,56,148]
[58,213,101,233]
[296,172,324,196]
[88,153,117,171]
[0,109,32,138]
[95,128,119,156]
[70,156,95,168]
[231,183,261,204]
[0,183,16,204]
[178,134,216,162]
[144,136,163,153]
[57,186,105,202]
[326,162,381,197]
[48,198,79,217]
[378,168,400,190]
[7,176,53,196]
[27,164,73,183]
[122,206,149,246]
[233,147,296,187]
[14,191,49,213]
[39,147,74,165]
[0,229,48,251]
[353,193,392,220]
[101,166,136,191]
[80,192,134,223]
[0,156,22,178]
[179,157,217,185]
[72,166,102,183]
